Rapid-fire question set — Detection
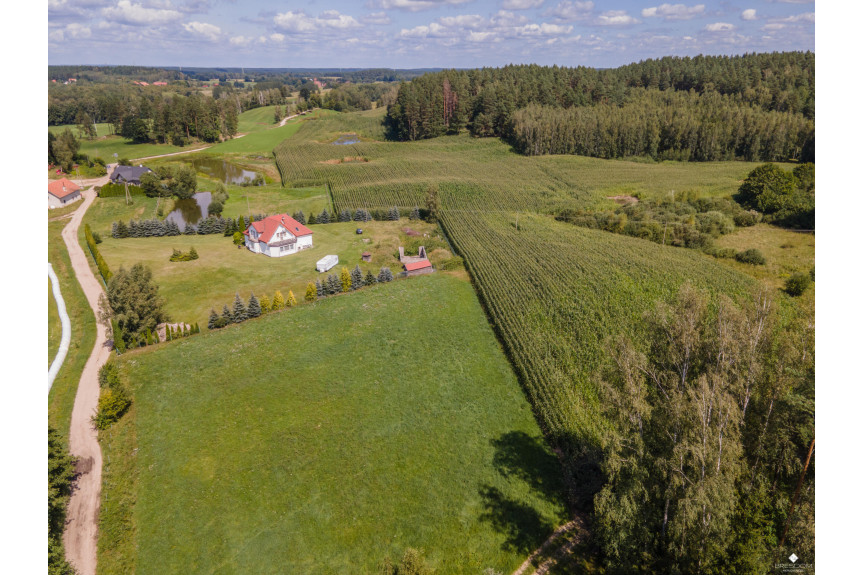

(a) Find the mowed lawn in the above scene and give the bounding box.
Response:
[111,273,569,574]
[206,109,335,156]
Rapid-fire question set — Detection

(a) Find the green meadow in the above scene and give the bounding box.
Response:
[100,273,570,574]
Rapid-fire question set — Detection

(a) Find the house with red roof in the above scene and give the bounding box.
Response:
[48,178,82,209]
[243,214,313,257]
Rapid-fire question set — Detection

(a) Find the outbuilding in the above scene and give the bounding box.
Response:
[48,178,82,209]
[403,259,433,277]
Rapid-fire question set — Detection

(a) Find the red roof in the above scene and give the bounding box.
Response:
[249,214,312,244]
[404,259,432,272]
[48,178,81,199]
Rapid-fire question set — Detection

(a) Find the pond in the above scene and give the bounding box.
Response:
[165,192,211,231]
[332,134,360,146]
[188,157,262,185]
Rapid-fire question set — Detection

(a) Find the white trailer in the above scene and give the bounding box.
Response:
[316,254,339,273]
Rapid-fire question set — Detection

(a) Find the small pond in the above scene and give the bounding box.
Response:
[165,192,211,231]
[332,134,360,146]
[188,157,262,185]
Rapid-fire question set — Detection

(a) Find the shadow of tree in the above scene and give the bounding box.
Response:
[479,484,556,555]
[478,431,572,557]
[491,431,567,505]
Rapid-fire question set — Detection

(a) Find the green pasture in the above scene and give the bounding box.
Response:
[715,223,815,289]
[102,273,569,574]
[204,109,334,156]
[48,123,193,163]
[275,111,785,213]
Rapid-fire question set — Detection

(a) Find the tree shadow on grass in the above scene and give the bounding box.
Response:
[479,484,556,555]
[491,431,568,506]
[478,431,571,555]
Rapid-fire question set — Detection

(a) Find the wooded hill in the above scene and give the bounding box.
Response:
[386,52,814,162]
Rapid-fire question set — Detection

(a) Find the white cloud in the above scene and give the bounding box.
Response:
[502,0,544,9]
[229,35,253,46]
[49,29,65,42]
[641,4,705,21]
[362,11,391,25]
[368,0,472,12]
[183,21,221,41]
[741,9,757,21]
[439,14,484,28]
[65,23,92,39]
[518,22,572,35]
[704,22,735,32]
[779,12,815,23]
[269,33,285,43]
[102,0,182,26]
[273,10,359,33]
[595,10,639,26]
[546,1,594,21]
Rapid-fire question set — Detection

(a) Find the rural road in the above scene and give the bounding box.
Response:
[278,108,316,127]
[60,171,112,575]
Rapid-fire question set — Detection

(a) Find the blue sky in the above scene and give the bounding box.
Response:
[48,1,814,68]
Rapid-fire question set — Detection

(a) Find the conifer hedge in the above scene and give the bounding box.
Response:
[84,223,112,283]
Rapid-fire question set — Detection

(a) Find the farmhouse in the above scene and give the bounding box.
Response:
[48,178,82,209]
[110,165,153,186]
[244,214,313,257]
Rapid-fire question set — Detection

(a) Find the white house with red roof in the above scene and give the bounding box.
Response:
[244,214,313,257]
[48,178,82,209]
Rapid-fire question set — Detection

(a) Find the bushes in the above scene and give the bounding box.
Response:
[735,248,766,265]
[169,247,199,262]
[97,182,144,198]
[785,272,812,296]
[84,223,112,283]
[92,361,131,430]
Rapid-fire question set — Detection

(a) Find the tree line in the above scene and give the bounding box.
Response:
[595,283,814,573]
[386,52,814,162]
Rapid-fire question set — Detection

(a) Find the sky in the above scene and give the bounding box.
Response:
[47,0,814,69]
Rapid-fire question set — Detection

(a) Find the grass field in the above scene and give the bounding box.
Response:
[49,123,194,163]
[202,109,334,156]
[101,273,570,574]
[714,224,815,289]
[84,192,449,325]
[48,212,97,441]
[274,109,785,214]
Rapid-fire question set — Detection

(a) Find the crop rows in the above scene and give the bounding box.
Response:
[439,210,753,449]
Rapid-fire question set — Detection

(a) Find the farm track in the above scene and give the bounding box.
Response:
[60,176,112,575]
[512,515,587,575]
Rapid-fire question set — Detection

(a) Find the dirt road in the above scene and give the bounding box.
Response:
[60,183,112,575]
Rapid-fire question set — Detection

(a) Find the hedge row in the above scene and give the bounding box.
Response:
[97,182,144,198]
[84,223,112,283]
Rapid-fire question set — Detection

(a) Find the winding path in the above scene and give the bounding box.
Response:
[60,175,112,575]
